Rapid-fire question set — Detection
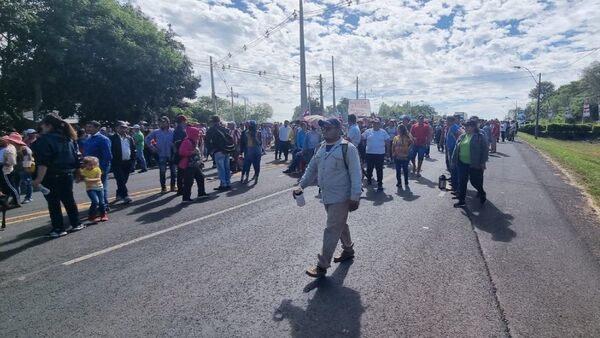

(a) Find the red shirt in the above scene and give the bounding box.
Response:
[411,123,430,146]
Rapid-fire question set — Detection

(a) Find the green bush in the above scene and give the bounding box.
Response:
[519,124,538,134]
[546,124,592,133]
[520,123,600,139]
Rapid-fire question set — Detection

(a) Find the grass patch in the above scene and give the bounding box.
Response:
[520,133,600,207]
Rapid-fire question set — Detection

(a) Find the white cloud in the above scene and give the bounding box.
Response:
[127,0,600,120]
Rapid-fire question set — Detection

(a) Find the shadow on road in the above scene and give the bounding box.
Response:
[395,186,420,202]
[463,197,517,242]
[0,226,51,262]
[414,176,437,189]
[493,152,510,157]
[127,194,177,216]
[363,188,394,206]
[274,261,364,338]
[226,181,256,197]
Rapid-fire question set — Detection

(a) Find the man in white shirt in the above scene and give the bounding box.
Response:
[278,120,291,161]
[110,121,136,204]
[361,118,390,191]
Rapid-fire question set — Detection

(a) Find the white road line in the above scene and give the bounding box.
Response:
[62,187,296,266]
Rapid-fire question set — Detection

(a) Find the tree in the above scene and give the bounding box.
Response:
[0,0,200,130]
[582,61,600,95]
[529,81,555,102]
[292,98,321,120]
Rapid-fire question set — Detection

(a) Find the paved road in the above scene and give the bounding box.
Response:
[1,140,600,337]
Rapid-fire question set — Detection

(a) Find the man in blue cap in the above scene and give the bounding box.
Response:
[296,118,363,278]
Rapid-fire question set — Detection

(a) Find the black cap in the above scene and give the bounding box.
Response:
[318,118,342,128]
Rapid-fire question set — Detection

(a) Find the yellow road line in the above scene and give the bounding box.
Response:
[5,188,161,225]
[6,163,288,225]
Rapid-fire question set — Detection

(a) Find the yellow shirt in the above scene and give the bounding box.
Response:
[81,167,103,190]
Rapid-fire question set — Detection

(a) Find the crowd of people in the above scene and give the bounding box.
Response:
[0,111,517,240]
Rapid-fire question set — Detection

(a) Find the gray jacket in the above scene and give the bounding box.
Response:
[299,139,362,204]
[451,131,489,169]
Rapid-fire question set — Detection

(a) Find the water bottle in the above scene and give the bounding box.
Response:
[293,190,305,207]
[39,185,51,195]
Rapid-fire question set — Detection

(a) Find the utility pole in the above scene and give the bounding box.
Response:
[210,56,217,114]
[307,84,311,114]
[535,73,541,139]
[356,76,359,99]
[319,74,324,114]
[244,97,248,121]
[332,56,336,115]
[229,87,237,123]
[299,0,308,113]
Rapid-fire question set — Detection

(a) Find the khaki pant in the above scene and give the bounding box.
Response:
[318,201,354,269]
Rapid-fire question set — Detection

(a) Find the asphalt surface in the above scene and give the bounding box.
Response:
[1,139,599,337]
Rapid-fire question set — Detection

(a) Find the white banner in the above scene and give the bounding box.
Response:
[583,103,591,118]
[348,99,371,116]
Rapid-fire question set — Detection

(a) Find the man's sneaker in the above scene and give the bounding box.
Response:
[113,196,123,203]
[221,186,232,191]
[87,215,97,223]
[170,186,177,193]
[181,199,194,204]
[122,197,132,204]
[377,184,383,191]
[71,224,86,232]
[453,201,466,208]
[333,251,355,263]
[416,172,422,178]
[99,213,109,222]
[282,169,292,174]
[48,230,68,238]
[480,192,487,205]
[196,194,209,201]
[22,198,32,204]
[138,169,148,173]
[160,187,168,194]
[305,266,327,278]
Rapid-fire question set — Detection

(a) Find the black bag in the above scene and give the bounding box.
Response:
[187,148,203,169]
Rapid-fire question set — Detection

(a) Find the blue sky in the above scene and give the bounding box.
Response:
[129,0,600,120]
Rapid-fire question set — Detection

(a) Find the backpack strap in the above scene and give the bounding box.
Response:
[341,142,349,172]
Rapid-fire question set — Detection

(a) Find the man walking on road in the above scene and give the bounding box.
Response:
[205,116,232,191]
[145,116,176,194]
[110,121,136,204]
[278,120,291,162]
[362,118,390,191]
[410,115,431,177]
[132,124,147,173]
[297,118,362,278]
[84,121,112,209]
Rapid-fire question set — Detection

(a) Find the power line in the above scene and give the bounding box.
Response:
[563,47,600,68]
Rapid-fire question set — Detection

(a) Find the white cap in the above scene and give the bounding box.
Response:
[132,124,141,129]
